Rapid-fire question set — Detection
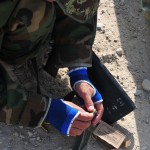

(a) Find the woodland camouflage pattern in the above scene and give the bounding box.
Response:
[56,0,100,22]
[0,0,98,128]
[142,0,150,29]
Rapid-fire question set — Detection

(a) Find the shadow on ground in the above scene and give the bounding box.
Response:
[112,0,150,149]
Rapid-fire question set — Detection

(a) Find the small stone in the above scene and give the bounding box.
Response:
[97,23,104,31]
[134,89,142,96]
[28,131,33,137]
[101,29,105,34]
[106,34,109,40]
[132,33,138,38]
[36,137,40,141]
[120,0,125,6]
[121,118,125,121]
[145,119,149,125]
[116,48,123,56]
[142,79,150,92]
[116,75,119,79]
[110,3,114,7]
[20,134,25,139]
[30,138,36,141]
[19,126,23,129]
[101,10,105,14]
[13,132,19,137]
[142,39,146,43]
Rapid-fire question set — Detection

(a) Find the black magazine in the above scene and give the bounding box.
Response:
[87,52,135,124]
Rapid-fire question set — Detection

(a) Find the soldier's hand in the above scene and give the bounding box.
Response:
[75,82,104,126]
[65,101,94,136]
[68,67,104,127]
[45,99,94,136]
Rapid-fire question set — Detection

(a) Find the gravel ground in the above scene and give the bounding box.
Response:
[0,0,150,149]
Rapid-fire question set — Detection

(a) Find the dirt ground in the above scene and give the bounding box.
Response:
[0,0,150,149]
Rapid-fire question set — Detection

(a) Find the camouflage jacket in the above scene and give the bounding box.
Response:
[142,0,150,29]
[0,0,98,128]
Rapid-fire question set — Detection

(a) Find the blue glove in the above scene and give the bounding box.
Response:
[45,99,80,135]
[68,67,103,105]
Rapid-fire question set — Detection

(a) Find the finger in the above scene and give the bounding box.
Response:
[69,127,83,136]
[82,94,94,112]
[75,82,94,112]
[77,111,94,121]
[64,101,85,112]
[72,120,91,130]
[92,103,104,126]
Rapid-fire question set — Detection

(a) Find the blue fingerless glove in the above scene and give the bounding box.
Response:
[68,67,103,105]
[45,99,80,135]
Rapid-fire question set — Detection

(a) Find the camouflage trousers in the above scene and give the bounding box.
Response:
[0,49,51,127]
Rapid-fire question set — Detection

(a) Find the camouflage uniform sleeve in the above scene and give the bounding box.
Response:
[0,65,51,128]
[53,3,97,68]
[142,0,150,29]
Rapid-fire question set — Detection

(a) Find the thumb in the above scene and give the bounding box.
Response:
[83,94,94,112]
